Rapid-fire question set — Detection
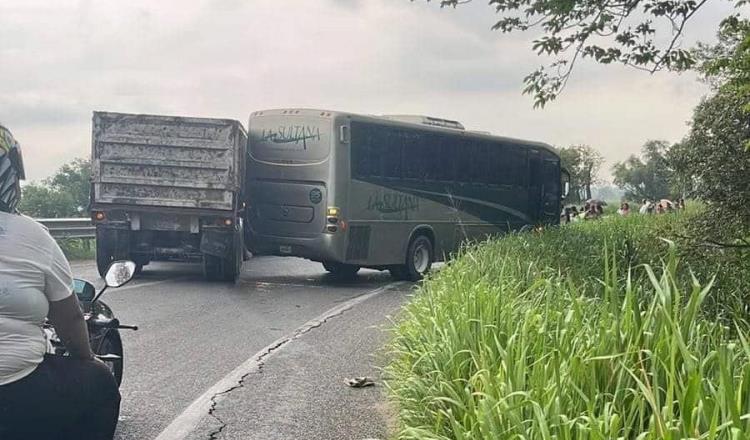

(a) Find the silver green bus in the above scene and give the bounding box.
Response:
[245,108,565,280]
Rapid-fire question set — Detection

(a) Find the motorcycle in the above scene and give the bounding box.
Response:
[45,260,139,386]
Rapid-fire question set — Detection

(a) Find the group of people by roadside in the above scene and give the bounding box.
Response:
[630,198,686,216]
[561,197,686,224]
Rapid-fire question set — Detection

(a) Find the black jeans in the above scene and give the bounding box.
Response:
[0,355,121,440]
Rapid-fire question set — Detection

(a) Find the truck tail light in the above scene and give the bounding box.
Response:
[93,211,106,221]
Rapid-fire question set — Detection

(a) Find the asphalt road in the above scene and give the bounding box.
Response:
[70,257,409,440]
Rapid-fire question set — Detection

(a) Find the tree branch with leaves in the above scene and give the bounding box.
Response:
[426,0,731,106]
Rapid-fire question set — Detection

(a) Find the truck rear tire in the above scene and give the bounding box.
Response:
[203,254,239,282]
[203,238,241,282]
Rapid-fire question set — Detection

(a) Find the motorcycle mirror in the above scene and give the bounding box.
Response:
[72,279,96,302]
[104,261,137,288]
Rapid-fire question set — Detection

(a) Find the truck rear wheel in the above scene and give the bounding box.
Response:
[389,234,433,281]
[203,236,241,282]
[322,261,360,278]
[203,254,239,282]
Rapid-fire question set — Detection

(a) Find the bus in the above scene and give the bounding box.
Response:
[245,108,567,281]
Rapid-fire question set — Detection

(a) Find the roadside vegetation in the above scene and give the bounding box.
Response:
[385,209,750,439]
[58,238,96,261]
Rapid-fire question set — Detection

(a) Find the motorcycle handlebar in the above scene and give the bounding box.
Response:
[87,318,138,331]
[87,318,119,329]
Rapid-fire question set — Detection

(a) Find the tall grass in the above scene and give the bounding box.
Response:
[386,214,750,439]
[480,210,749,320]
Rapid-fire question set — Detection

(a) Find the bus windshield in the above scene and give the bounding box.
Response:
[248,116,331,165]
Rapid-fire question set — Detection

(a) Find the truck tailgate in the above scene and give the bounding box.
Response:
[91,112,246,211]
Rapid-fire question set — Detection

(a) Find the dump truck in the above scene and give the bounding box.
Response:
[90,111,247,281]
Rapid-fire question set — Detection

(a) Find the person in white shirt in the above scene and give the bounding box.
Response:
[0,124,120,439]
[639,199,652,214]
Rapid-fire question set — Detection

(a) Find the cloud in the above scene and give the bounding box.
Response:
[0,0,736,181]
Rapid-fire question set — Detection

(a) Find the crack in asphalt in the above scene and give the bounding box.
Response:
[203,301,365,440]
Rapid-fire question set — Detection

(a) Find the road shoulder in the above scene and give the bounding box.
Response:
[178,282,410,440]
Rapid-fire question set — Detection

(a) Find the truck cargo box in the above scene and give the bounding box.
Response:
[91,112,247,212]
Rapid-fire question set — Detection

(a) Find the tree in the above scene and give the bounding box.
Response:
[18,158,91,218]
[429,0,736,107]
[558,144,603,202]
[694,15,750,93]
[612,140,674,201]
[671,87,750,231]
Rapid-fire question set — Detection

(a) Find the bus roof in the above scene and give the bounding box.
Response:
[248,108,559,157]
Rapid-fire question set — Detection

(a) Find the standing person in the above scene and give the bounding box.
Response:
[639,199,649,214]
[618,202,630,216]
[584,203,599,220]
[0,125,121,439]
[561,207,570,224]
[569,206,580,222]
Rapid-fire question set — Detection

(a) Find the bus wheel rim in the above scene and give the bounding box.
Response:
[413,243,429,273]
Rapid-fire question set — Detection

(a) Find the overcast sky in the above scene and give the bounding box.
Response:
[0,0,739,181]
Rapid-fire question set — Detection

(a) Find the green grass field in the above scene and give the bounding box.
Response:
[386,210,750,439]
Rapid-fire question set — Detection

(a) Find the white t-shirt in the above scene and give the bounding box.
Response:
[0,212,73,385]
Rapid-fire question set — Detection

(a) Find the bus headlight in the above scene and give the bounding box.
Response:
[326,207,340,217]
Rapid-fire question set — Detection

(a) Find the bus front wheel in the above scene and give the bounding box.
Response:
[322,261,360,278]
[390,234,433,282]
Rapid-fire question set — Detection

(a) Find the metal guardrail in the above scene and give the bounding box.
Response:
[37,218,95,239]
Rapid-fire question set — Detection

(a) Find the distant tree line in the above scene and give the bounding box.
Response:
[18,158,91,218]
[611,20,749,242]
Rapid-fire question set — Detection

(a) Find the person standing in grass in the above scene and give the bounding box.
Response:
[584,204,600,220]
[639,199,651,214]
[618,202,630,216]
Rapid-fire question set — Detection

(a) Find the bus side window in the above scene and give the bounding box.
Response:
[382,129,403,179]
[438,136,455,182]
[475,142,490,185]
[352,124,374,178]
[423,134,442,181]
[488,145,504,186]
[403,132,429,181]
[455,137,473,184]
[529,150,541,187]
[508,145,525,186]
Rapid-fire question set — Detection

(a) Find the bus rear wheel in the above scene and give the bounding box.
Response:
[390,234,433,282]
[322,261,360,278]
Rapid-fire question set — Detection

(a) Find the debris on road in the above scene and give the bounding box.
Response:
[346,377,376,388]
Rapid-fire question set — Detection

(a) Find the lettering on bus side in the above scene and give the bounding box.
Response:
[366,190,419,217]
[259,125,321,149]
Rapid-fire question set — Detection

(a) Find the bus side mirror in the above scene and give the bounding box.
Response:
[561,168,571,200]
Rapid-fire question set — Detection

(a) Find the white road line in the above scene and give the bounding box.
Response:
[116,277,190,293]
[153,282,407,440]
